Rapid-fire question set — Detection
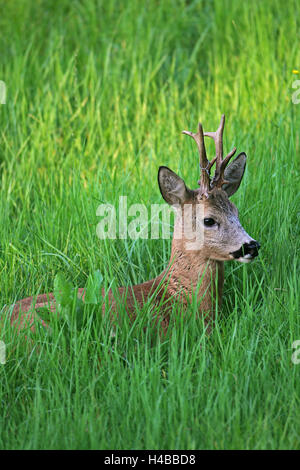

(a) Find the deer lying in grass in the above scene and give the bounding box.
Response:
[9,115,260,333]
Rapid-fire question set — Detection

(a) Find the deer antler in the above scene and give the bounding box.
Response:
[182,123,216,197]
[182,114,237,194]
[204,114,237,189]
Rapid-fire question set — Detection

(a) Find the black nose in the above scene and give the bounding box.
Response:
[230,240,261,259]
[243,240,261,257]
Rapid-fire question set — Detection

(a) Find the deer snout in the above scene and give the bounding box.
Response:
[230,240,261,262]
[245,240,261,257]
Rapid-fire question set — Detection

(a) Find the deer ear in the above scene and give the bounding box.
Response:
[158,166,192,205]
[222,152,247,197]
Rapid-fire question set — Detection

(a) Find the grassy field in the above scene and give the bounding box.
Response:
[0,0,300,450]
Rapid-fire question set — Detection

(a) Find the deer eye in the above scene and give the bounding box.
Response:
[204,218,216,227]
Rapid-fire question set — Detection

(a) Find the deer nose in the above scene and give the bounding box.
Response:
[230,240,261,259]
[243,240,261,258]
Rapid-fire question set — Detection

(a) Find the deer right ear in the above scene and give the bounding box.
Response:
[222,152,247,197]
[158,166,192,206]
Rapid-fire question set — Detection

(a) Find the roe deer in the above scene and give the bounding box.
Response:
[7,115,260,333]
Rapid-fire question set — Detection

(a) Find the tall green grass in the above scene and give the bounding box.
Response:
[0,0,299,449]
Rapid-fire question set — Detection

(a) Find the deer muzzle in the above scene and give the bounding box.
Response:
[230,240,261,262]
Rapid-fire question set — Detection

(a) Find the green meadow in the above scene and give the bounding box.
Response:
[0,0,299,449]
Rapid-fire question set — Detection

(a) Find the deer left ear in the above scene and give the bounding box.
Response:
[158,166,192,206]
[222,152,247,197]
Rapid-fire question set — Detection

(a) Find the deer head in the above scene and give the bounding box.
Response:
[158,115,260,263]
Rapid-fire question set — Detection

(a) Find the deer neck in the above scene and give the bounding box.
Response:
[164,221,224,313]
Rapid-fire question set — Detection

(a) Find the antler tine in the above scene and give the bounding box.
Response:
[182,122,209,168]
[204,114,237,188]
[204,114,225,162]
[182,122,216,196]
